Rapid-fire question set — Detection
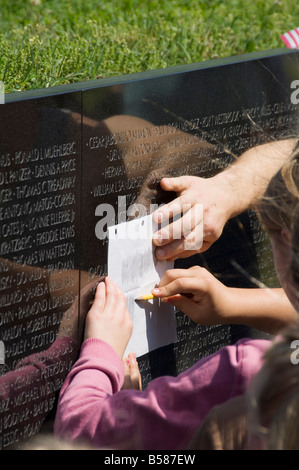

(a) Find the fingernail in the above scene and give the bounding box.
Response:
[152,288,161,295]
[154,212,164,223]
[153,233,163,243]
[129,352,137,362]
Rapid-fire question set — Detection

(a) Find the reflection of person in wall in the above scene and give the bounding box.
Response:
[0,261,141,449]
[0,101,95,448]
[0,275,97,449]
[1,103,214,447]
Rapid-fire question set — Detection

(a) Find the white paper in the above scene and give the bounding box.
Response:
[108,213,177,357]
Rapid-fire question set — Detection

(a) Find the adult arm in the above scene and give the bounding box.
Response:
[153,139,297,260]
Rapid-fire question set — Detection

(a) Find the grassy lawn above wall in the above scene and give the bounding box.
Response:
[1,0,299,93]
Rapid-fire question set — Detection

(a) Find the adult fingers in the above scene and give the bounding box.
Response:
[159,176,189,195]
[153,204,203,247]
[152,176,193,226]
[154,224,205,260]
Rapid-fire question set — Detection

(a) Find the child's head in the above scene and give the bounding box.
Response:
[249,320,299,450]
[258,141,299,309]
[250,140,299,449]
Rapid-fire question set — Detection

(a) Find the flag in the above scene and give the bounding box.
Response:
[281,28,299,48]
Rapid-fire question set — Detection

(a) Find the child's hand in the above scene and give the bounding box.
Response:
[152,266,231,325]
[84,277,133,359]
[122,353,142,391]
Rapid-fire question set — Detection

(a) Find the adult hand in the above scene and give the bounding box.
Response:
[152,140,298,261]
[152,175,233,261]
[84,277,133,359]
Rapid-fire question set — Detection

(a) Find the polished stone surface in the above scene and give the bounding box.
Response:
[0,49,299,447]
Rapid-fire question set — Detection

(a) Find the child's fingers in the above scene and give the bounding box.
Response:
[158,266,204,287]
[92,281,106,312]
[121,357,132,390]
[105,276,127,313]
[128,353,142,391]
[121,354,141,391]
[161,295,196,317]
[80,280,103,312]
[158,268,193,286]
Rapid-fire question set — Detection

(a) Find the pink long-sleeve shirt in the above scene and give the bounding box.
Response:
[54,337,270,450]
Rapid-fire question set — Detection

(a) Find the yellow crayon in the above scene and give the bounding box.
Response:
[135,294,155,301]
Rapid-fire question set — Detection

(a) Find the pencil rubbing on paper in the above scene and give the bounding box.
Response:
[107,214,177,357]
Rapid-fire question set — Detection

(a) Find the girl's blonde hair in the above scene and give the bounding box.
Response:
[258,140,299,283]
[249,321,299,449]
[250,140,299,449]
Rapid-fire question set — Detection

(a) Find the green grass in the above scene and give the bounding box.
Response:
[1,0,299,93]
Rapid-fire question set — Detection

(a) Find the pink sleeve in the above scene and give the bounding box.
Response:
[54,337,270,450]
